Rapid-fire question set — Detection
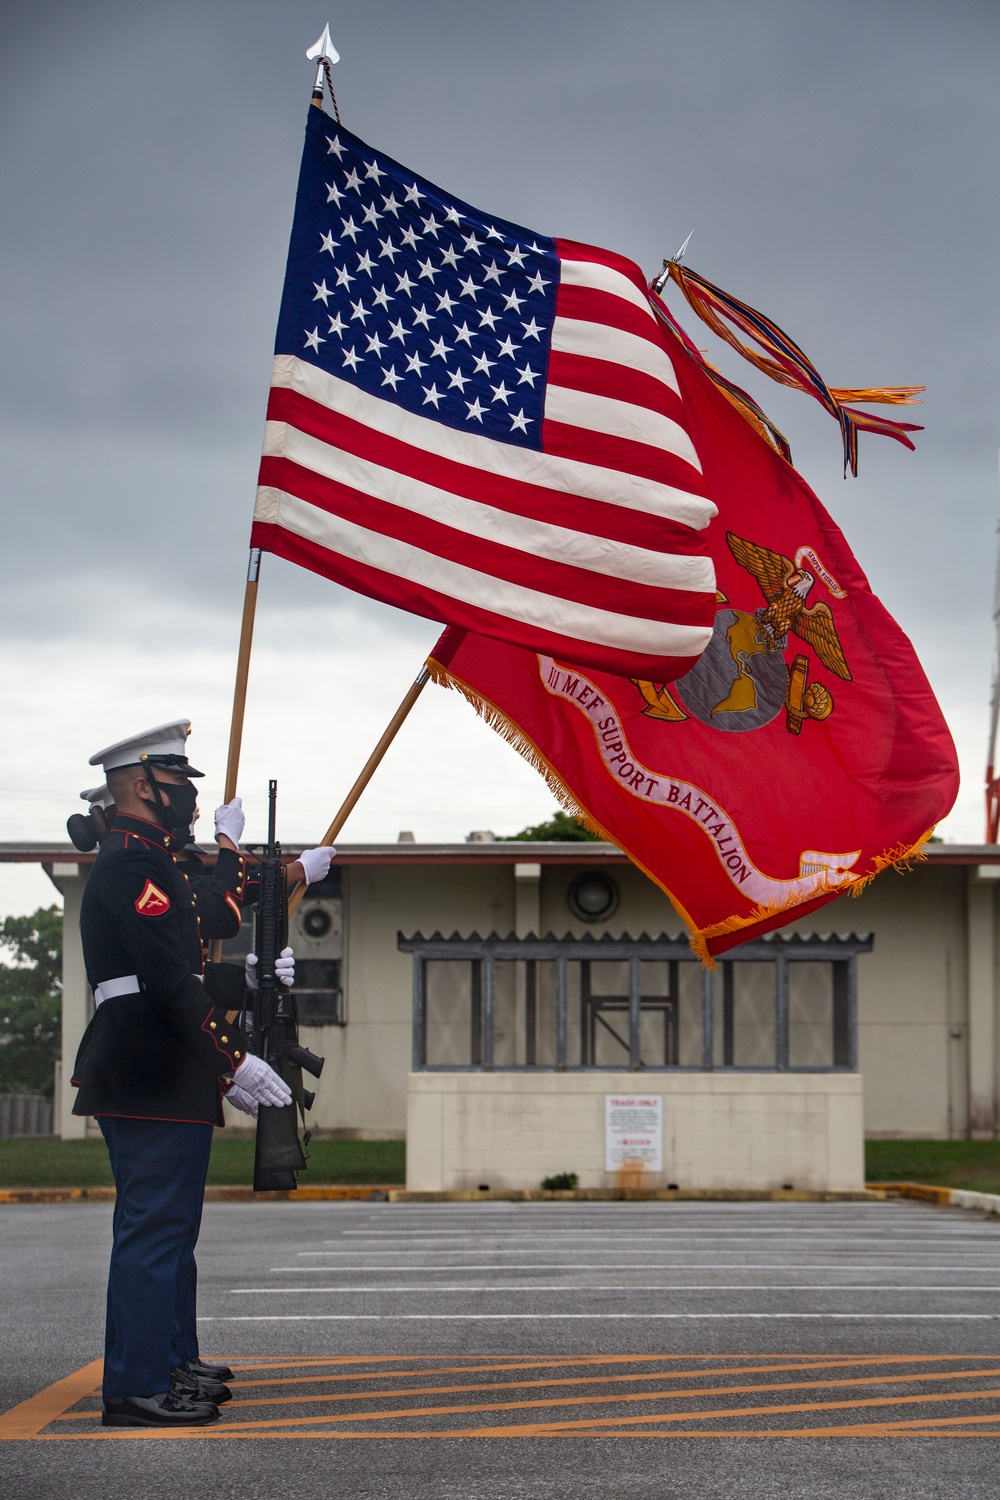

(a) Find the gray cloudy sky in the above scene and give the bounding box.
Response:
[1,0,998,913]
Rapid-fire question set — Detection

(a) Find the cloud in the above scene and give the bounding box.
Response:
[0,597,556,844]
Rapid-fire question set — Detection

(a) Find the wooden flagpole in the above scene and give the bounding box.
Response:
[210,28,339,961]
[214,29,430,935]
[222,547,262,805]
[210,547,262,963]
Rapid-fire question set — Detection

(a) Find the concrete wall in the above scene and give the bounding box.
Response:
[777,865,978,1139]
[56,870,92,1140]
[406,1070,866,1192]
[325,862,515,1137]
[538,860,675,937]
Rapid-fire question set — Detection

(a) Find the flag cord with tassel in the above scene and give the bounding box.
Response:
[649,260,924,476]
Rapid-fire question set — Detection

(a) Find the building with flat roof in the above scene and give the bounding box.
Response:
[3,839,999,1191]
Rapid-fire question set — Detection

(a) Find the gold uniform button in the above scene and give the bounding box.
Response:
[210,1022,217,1030]
[234,1051,241,1059]
[221,1035,228,1043]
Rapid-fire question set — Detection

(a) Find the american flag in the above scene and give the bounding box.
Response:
[252,108,717,678]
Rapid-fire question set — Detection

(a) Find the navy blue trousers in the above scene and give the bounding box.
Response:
[98,1116,213,1402]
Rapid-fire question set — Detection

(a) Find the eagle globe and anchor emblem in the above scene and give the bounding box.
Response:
[636,533,853,734]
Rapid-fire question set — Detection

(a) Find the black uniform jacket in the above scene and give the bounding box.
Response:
[174,845,259,1012]
[72,813,251,1125]
[176,845,256,944]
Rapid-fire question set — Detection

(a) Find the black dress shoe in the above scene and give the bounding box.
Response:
[187,1357,234,1382]
[171,1365,232,1404]
[102,1392,219,1428]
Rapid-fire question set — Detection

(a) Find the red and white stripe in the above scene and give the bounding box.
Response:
[253,238,717,679]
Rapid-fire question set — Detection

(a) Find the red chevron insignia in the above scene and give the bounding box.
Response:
[135,879,171,916]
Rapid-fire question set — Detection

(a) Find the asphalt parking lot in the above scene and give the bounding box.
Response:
[2,1197,1000,1497]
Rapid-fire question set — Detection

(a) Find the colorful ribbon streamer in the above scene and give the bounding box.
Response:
[651,262,923,476]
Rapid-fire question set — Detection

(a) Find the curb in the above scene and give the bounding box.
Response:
[7,1183,997,1211]
[0,1184,399,1205]
[388,1188,884,1203]
[0,1185,882,1206]
[869,1181,1000,1217]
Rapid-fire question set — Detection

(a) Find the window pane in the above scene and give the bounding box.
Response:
[728,963,776,1067]
[675,962,706,1067]
[788,961,834,1068]
[639,962,677,1068]
[491,959,520,1066]
[585,961,631,1067]
[424,959,473,1066]
[529,960,579,1068]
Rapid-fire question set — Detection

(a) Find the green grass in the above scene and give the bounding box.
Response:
[0,1136,404,1188]
[866,1139,1000,1196]
[4,1136,999,1195]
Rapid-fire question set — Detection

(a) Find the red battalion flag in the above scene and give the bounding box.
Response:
[429,302,959,961]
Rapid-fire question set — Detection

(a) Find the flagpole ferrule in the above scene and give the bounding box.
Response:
[311,60,325,108]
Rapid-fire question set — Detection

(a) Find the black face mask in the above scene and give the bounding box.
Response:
[147,779,198,838]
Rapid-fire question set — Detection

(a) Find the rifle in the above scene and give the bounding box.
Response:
[249,779,325,1192]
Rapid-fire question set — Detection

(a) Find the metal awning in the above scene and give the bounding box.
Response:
[399,930,873,1074]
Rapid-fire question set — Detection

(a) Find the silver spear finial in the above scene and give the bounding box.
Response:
[307,24,341,108]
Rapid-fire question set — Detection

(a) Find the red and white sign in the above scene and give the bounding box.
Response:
[605,1095,663,1173]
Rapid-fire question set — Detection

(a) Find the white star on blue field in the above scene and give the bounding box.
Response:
[274,109,560,448]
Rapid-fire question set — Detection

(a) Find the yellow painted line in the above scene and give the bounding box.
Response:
[0,1186,399,1205]
[472,1386,1000,1439]
[28,1419,1000,1441]
[225,1354,1000,1395]
[224,1351,984,1389]
[0,1360,103,1439]
[868,1182,954,1205]
[535,1422,1000,1439]
[12,1354,1000,1442]
[221,1353,641,1373]
[40,1378,1000,1438]
[49,1361,1000,1422]
[207,1365,1000,1412]
[0,1188,89,1205]
[225,1355,875,1391]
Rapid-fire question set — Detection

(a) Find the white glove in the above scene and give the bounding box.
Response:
[225,1083,258,1118]
[214,797,245,847]
[299,845,336,884]
[245,948,295,988]
[233,1052,292,1108]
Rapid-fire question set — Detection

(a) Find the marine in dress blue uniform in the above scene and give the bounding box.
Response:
[72,721,292,1429]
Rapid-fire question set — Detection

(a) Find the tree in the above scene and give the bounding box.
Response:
[501,809,602,842]
[0,906,62,1097]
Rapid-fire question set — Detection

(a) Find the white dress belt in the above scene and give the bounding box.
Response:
[94,975,140,1006]
[93,972,203,1006]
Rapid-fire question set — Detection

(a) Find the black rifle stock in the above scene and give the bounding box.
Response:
[251,780,325,1192]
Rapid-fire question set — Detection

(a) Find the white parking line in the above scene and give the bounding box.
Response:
[201,1312,1000,1322]
[287,1259,1000,1270]
[328,1235,1000,1246]
[232,1284,1000,1294]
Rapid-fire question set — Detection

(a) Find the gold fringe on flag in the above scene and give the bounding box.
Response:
[427,656,611,844]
